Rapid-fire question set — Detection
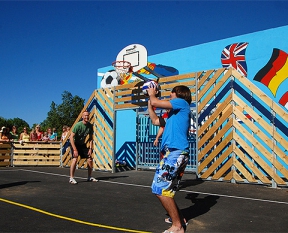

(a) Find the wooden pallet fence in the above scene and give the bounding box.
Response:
[114,72,198,110]
[197,68,288,187]
[11,142,61,166]
[61,88,115,171]
[0,142,12,167]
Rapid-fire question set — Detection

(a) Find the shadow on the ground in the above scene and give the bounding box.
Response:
[0,181,41,189]
[181,193,220,222]
[76,175,130,183]
[179,178,204,189]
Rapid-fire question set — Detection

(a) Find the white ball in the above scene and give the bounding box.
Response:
[142,80,159,95]
[100,70,120,88]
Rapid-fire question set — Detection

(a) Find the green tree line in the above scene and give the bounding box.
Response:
[0,91,85,136]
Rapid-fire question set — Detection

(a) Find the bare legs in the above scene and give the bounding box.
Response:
[70,156,93,178]
[157,195,185,233]
[87,157,93,177]
[70,157,77,178]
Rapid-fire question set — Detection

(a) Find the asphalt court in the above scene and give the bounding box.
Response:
[0,167,288,233]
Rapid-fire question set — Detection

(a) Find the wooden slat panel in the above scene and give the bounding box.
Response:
[198,101,233,137]
[0,143,12,149]
[96,92,113,116]
[158,72,198,83]
[233,94,287,151]
[198,128,233,161]
[198,69,216,88]
[198,77,231,113]
[212,157,233,179]
[234,146,271,183]
[231,170,244,182]
[223,170,235,181]
[159,80,196,90]
[0,161,10,166]
[13,161,59,166]
[234,131,286,185]
[200,145,233,178]
[13,155,59,159]
[233,158,257,183]
[115,102,147,110]
[198,117,233,152]
[92,114,113,137]
[233,119,288,180]
[234,106,288,164]
[0,150,11,154]
[198,68,228,100]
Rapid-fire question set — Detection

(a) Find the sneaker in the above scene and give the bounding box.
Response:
[87,177,98,182]
[69,177,77,184]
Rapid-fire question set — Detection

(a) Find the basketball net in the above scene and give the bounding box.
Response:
[112,61,132,80]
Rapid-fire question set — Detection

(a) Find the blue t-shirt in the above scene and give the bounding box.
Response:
[161,98,190,152]
[49,132,58,140]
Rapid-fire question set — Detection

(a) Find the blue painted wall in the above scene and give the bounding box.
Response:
[97,25,288,151]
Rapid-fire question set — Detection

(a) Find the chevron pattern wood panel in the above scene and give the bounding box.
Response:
[197,68,288,187]
[61,88,115,171]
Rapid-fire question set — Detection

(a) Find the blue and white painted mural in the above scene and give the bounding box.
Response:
[97,25,288,151]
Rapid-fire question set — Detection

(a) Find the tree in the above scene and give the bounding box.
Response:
[0,117,29,133]
[41,91,85,134]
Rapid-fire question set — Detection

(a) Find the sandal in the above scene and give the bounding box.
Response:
[165,217,188,226]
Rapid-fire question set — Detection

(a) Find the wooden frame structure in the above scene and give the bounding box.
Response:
[0,141,61,166]
[62,67,288,187]
[2,67,286,188]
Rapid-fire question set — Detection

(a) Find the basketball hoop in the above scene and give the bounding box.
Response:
[112,61,132,79]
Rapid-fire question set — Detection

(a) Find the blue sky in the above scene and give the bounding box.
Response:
[1,1,288,127]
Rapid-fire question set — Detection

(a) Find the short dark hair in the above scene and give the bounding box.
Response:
[171,85,192,104]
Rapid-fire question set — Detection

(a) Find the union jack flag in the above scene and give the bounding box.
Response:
[221,42,249,77]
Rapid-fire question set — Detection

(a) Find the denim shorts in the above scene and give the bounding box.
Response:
[151,148,189,198]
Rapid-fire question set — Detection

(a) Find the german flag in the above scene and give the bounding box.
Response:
[253,48,288,97]
[279,91,288,110]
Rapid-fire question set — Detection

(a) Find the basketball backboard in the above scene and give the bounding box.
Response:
[116,44,148,72]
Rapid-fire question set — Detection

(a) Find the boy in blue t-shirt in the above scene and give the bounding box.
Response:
[147,85,191,233]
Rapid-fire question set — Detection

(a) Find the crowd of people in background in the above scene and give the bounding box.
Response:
[0,124,70,143]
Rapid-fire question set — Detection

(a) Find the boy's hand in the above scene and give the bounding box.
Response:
[147,86,158,96]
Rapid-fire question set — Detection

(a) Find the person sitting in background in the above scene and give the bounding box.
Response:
[61,125,68,142]
[10,125,19,141]
[5,127,12,140]
[19,127,30,143]
[35,125,43,141]
[49,128,58,141]
[0,127,3,140]
[42,131,50,142]
[61,125,70,154]
[30,128,38,141]
[47,128,52,138]
[0,126,10,142]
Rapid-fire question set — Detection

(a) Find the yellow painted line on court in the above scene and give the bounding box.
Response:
[0,197,151,233]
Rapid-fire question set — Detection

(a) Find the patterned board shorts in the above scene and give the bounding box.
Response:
[151,148,189,198]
